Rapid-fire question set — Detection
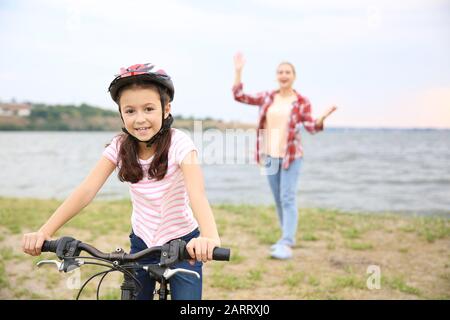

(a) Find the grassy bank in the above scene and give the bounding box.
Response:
[0,197,449,300]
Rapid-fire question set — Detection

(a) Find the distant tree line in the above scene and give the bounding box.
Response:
[0,102,226,131]
[0,103,121,131]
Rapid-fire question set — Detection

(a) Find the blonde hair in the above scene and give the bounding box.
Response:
[277,61,296,76]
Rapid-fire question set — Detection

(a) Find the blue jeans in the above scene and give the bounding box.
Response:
[129,228,203,300]
[263,156,302,246]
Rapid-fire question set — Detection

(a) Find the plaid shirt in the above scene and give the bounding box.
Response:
[232,83,323,169]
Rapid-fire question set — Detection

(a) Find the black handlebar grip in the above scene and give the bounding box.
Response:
[181,247,231,261]
[41,240,58,253]
[212,247,230,261]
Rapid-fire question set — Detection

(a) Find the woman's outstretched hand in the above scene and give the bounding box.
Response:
[316,105,338,127]
[234,52,246,73]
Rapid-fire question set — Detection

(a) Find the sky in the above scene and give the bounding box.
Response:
[0,0,449,128]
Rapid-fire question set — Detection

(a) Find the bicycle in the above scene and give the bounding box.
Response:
[36,236,230,300]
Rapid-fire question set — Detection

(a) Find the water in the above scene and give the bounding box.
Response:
[0,129,449,216]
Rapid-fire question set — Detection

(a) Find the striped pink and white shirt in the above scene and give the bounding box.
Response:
[102,128,199,248]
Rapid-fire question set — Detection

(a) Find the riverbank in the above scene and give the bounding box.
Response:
[0,197,449,299]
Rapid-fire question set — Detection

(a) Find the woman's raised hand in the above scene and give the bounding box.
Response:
[323,105,337,118]
[233,52,246,73]
[316,105,338,127]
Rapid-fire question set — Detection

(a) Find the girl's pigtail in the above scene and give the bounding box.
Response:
[147,127,172,181]
[118,134,143,183]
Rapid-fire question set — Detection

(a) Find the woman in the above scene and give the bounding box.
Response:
[232,52,337,260]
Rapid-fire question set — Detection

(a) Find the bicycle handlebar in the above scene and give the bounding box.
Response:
[42,237,230,264]
[39,236,230,300]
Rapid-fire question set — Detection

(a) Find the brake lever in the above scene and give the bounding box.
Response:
[163,268,200,280]
[37,259,84,272]
[36,260,64,272]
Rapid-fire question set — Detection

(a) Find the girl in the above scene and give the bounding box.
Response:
[22,63,221,300]
[232,52,337,260]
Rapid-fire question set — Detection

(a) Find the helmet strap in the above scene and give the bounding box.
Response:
[144,113,173,148]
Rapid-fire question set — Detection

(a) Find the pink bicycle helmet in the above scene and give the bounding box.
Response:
[108,63,174,103]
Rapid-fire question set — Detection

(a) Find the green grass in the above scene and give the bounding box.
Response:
[331,274,366,290]
[101,289,121,300]
[385,276,421,296]
[0,259,9,289]
[284,262,295,272]
[0,197,59,234]
[0,247,19,261]
[342,228,361,239]
[284,272,305,288]
[13,288,47,299]
[247,267,266,282]
[397,216,450,243]
[302,233,319,241]
[0,197,133,236]
[417,217,450,243]
[229,247,245,264]
[253,227,279,245]
[2,198,450,300]
[209,263,267,291]
[439,272,450,282]
[345,241,374,251]
[210,272,251,290]
[399,225,416,233]
[307,275,320,287]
